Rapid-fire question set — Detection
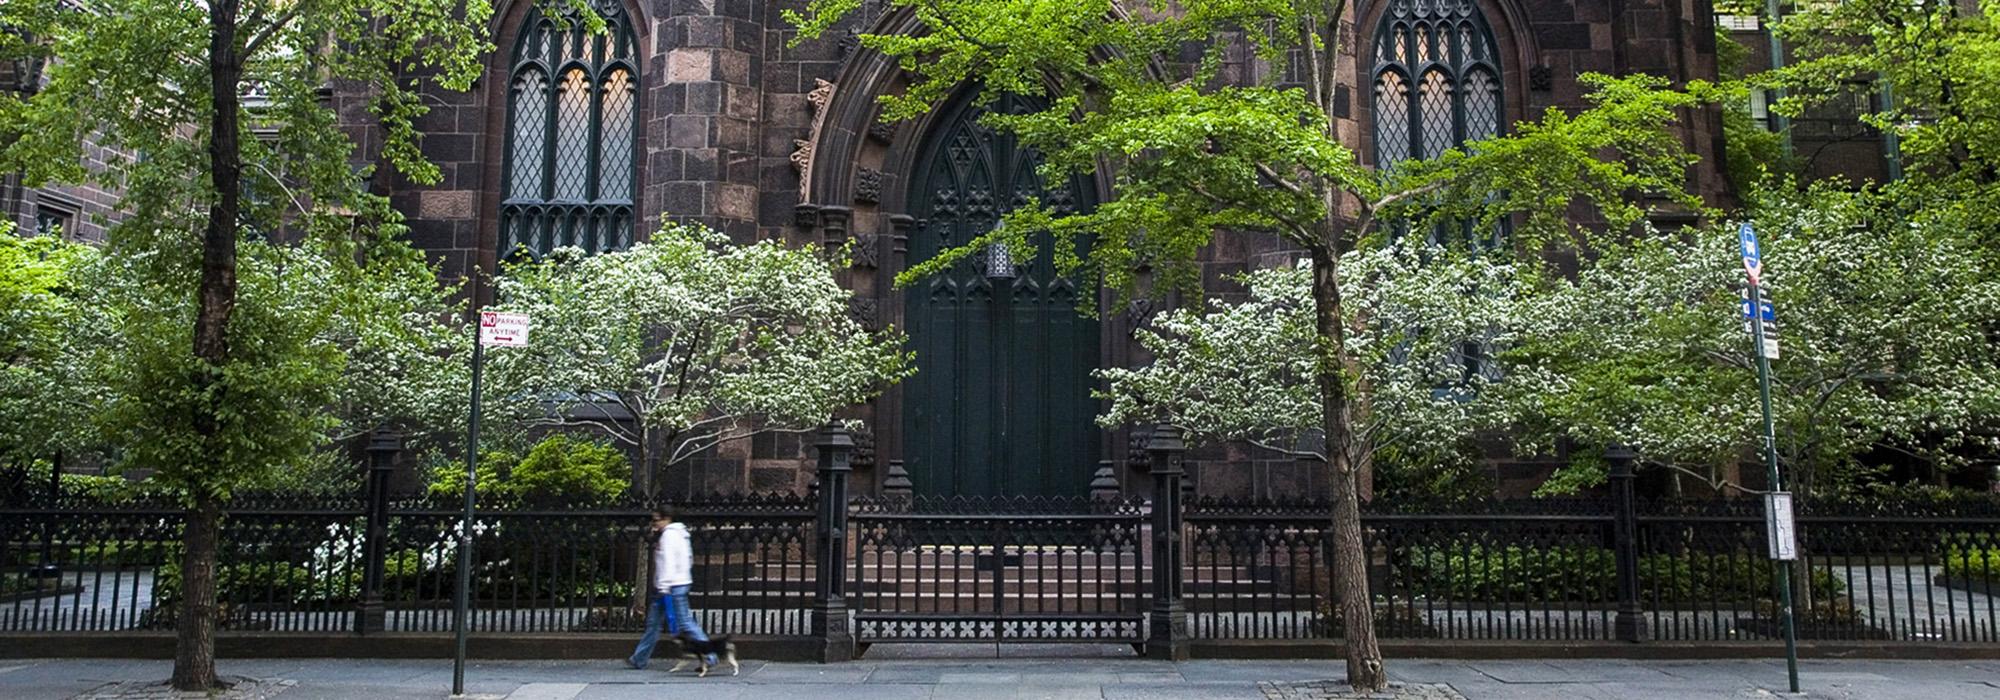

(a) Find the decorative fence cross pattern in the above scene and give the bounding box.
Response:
[845,496,1147,645]
[4,443,2000,653]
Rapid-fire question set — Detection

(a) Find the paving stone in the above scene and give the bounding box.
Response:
[504,682,588,700]
[71,676,296,700]
[1257,679,1466,700]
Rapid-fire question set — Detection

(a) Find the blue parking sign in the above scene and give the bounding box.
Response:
[1739,222,1763,284]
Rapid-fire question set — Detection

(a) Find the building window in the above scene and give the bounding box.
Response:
[1371,0,1505,170]
[501,1,639,259]
[32,200,76,238]
[1372,0,1507,247]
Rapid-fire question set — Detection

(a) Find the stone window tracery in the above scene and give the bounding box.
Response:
[500,1,639,258]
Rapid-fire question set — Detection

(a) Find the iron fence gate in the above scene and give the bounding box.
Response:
[846,497,1147,644]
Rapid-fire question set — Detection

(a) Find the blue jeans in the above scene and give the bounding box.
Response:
[628,584,710,668]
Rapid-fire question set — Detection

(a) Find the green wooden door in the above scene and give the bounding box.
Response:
[904,92,1100,498]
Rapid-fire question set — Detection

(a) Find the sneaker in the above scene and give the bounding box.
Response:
[625,658,644,670]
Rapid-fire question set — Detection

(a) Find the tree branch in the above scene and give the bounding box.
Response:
[1249,437,1327,463]
[243,0,313,59]
[1255,162,1308,197]
[1188,182,1314,241]
[1651,460,1766,496]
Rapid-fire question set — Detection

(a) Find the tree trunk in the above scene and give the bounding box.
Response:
[171,495,222,690]
[174,0,242,690]
[1305,243,1386,692]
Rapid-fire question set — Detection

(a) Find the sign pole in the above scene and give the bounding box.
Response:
[1749,279,1799,692]
[1742,223,1799,693]
[452,273,484,697]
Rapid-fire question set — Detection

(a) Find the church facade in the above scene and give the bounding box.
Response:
[5,0,1738,500]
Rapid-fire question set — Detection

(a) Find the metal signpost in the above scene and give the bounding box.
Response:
[453,299,531,697]
[1741,222,1800,693]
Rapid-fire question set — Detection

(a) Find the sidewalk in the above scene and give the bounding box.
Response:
[4,654,1998,700]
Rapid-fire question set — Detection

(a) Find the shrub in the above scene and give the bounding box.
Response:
[424,434,630,503]
[1944,544,2000,582]
[424,451,510,501]
[1399,543,1844,603]
[508,435,629,502]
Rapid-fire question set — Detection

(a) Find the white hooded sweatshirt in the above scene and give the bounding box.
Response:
[652,522,693,592]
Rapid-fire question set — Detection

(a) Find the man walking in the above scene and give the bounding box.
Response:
[628,507,714,668]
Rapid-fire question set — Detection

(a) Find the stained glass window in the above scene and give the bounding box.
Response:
[501,1,639,258]
[1371,0,1504,170]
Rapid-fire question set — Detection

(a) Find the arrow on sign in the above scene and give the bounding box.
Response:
[1739,222,1763,285]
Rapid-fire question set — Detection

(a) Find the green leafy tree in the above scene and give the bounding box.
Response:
[0,224,99,459]
[1773,0,2000,241]
[792,0,1710,687]
[484,223,914,496]
[1505,183,2000,501]
[0,0,492,688]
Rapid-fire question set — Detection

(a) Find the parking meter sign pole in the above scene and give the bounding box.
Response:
[454,298,530,695]
[452,320,480,697]
[1742,223,1799,693]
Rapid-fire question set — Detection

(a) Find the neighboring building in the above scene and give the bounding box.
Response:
[1719,12,1895,185]
[5,0,1741,499]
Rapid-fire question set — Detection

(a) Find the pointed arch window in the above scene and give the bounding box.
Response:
[1372,0,1505,246]
[501,1,639,259]
[1371,0,1503,170]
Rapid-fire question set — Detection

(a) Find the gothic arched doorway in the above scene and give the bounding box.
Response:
[902,91,1101,498]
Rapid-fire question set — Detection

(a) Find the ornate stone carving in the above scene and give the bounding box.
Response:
[1125,298,1156,337]
[867,120,896,144]
[789,138,815,187]
[807,77,836,112]
[854,167,883,204]
[851,232,880,269]
[850,422,875,470]
[1530,64,1554,92]
[837,28,860,59]
[791,79,839,207]
[847,296,879,329]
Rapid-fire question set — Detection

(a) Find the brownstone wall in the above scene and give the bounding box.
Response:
[335,0,1737,499]
[1,63,127,242]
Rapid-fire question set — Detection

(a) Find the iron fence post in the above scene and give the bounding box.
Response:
[812,423,856,662]
[357,430,400,635]
[1608,444,1649,643]
[1145,427,1189,660]
[33,450,62,579]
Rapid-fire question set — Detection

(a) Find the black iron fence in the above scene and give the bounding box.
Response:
[1181,499,2000,645]
[0,494,817,637]
[4,439,1999,653]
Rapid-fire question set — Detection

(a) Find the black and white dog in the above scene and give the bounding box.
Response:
[665,634,738,677]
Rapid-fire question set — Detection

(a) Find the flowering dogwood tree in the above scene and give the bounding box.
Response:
[1099,248,1523,490]
[484,223,913,496]
[1504,184,2000,500]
